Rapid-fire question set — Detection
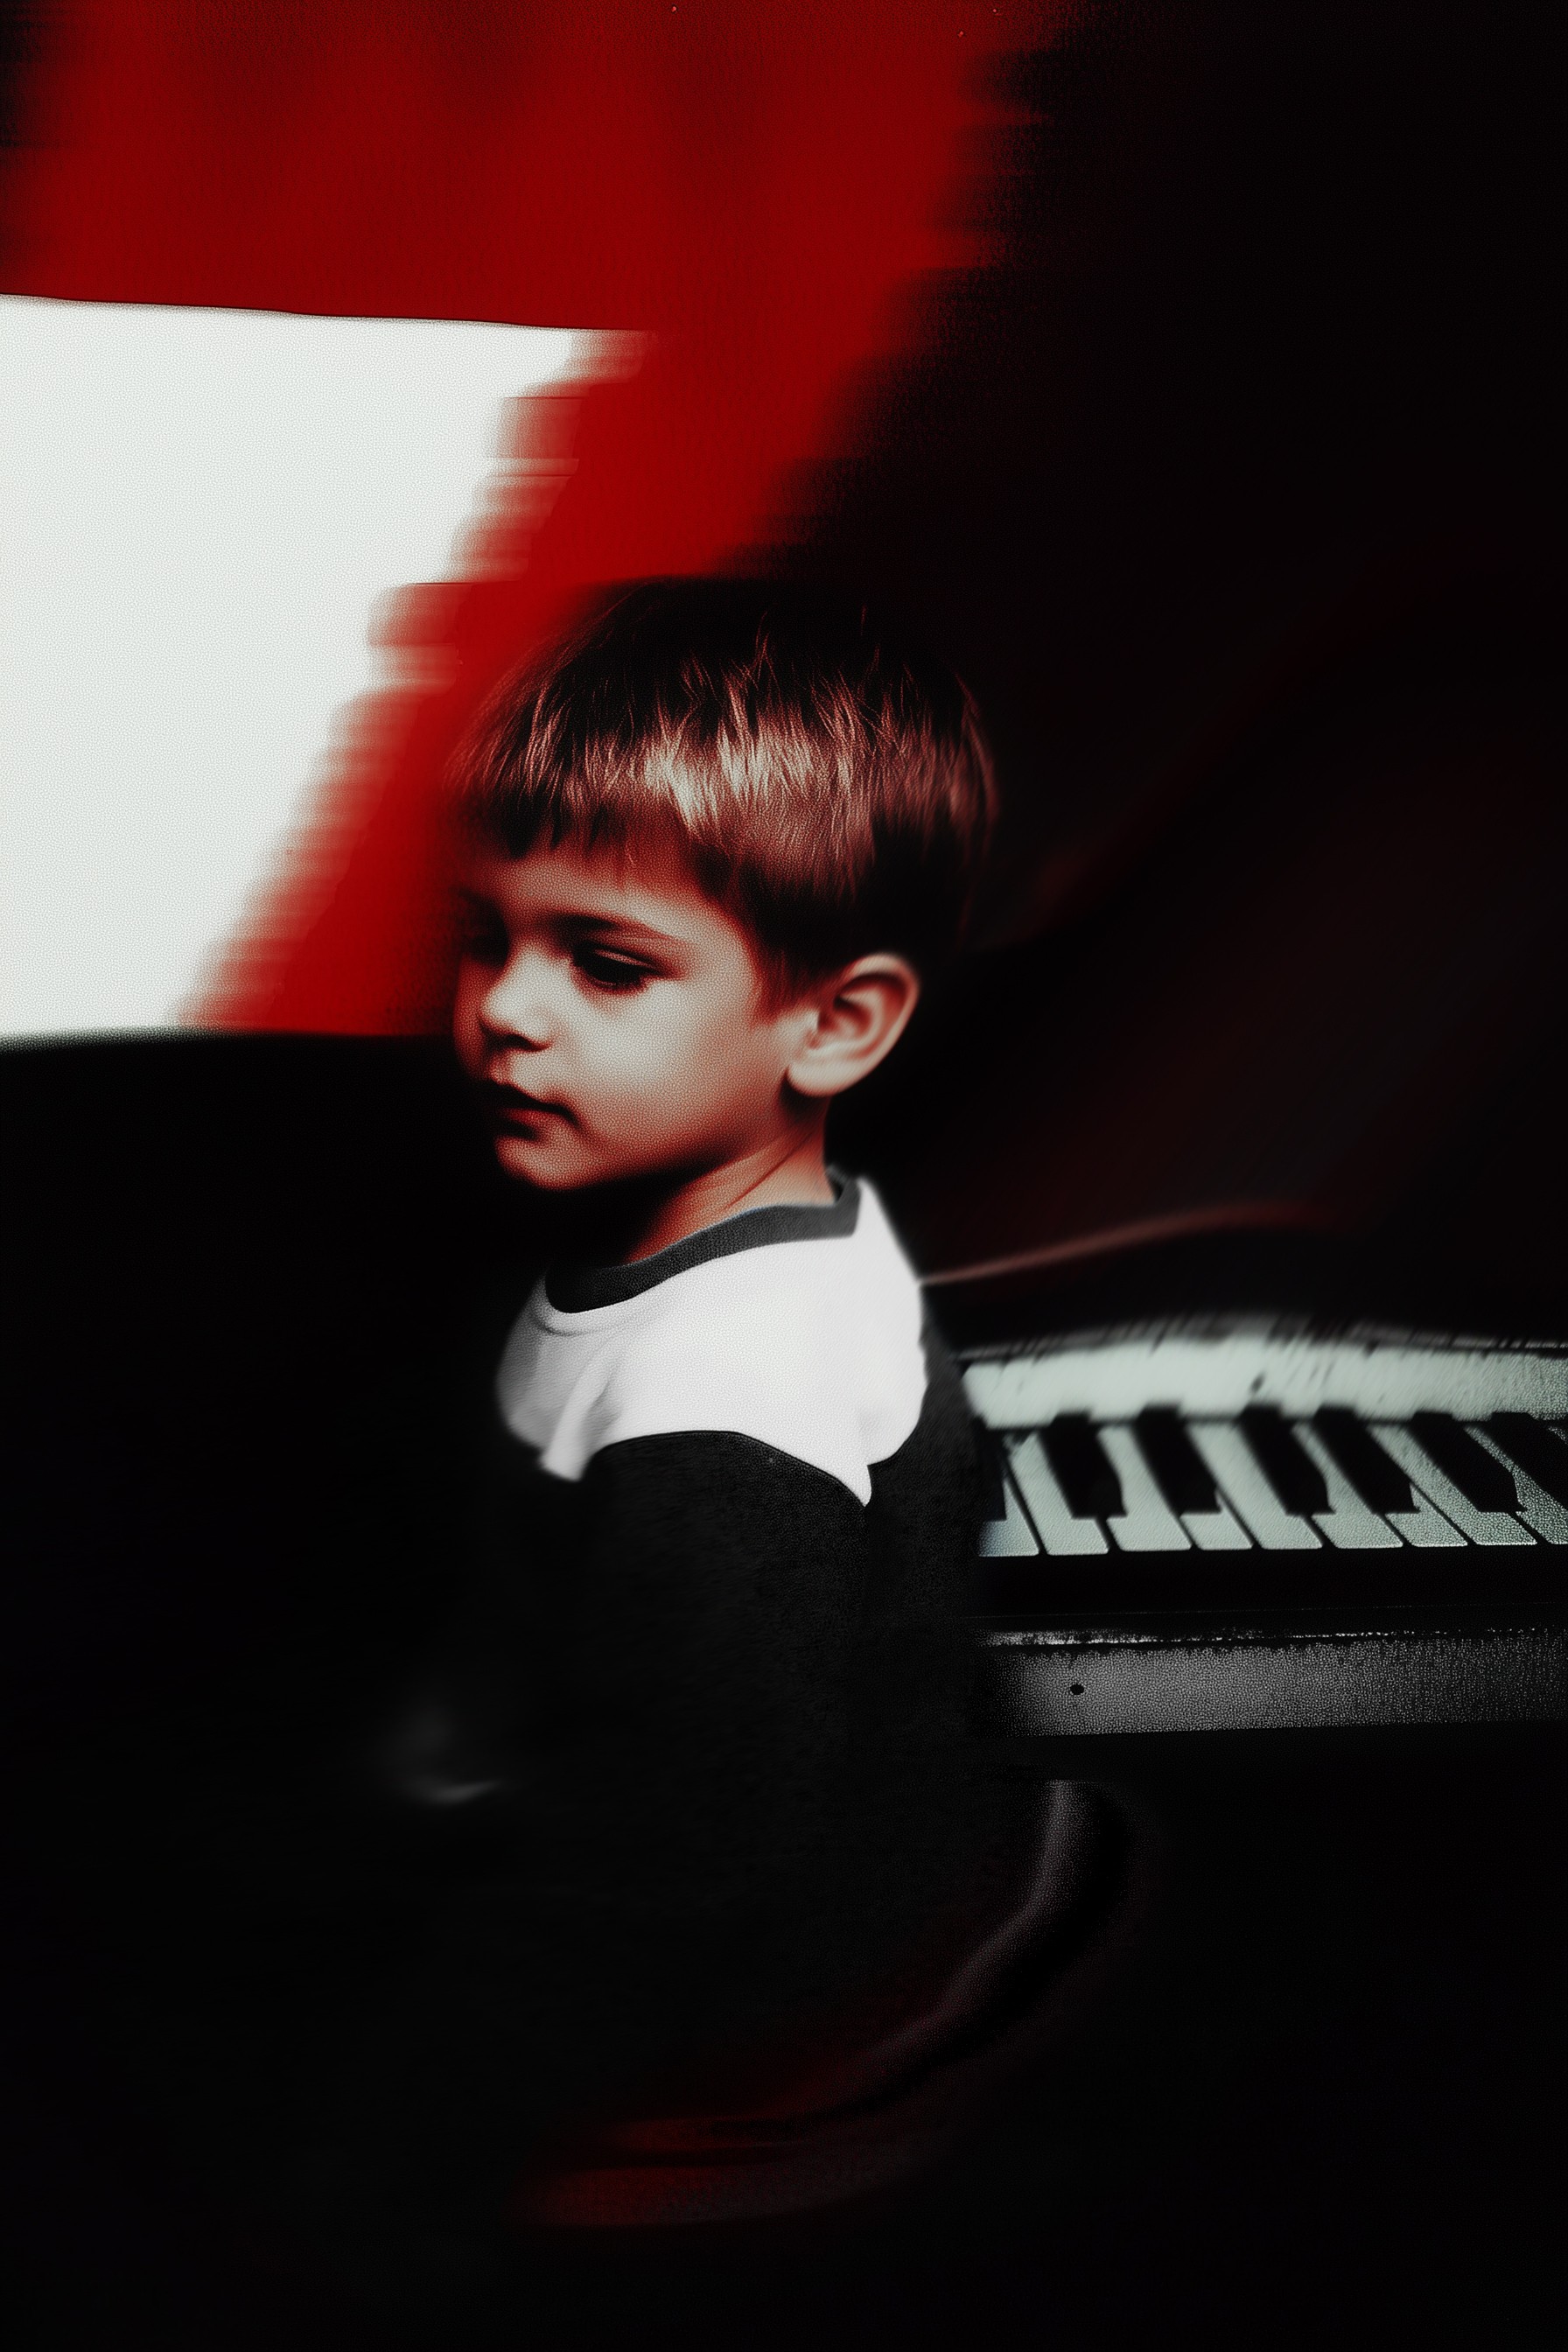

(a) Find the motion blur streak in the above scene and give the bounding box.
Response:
[0,299,576,1036]
[1,2,1060,1033]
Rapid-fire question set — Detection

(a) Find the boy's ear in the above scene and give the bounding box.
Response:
[785,954,921,1099]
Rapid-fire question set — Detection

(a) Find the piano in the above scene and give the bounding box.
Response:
[956,1315,1568,1736]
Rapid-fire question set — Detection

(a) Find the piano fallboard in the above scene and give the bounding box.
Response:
[957,1317,1568,1733]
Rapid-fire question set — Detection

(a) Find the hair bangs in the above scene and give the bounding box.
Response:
[451,579,997,1003]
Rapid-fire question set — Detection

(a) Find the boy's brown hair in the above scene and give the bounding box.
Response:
[452,578,997,1004]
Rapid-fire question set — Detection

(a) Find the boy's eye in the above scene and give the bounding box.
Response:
[574,945,653,993]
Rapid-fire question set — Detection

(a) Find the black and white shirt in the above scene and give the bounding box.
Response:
[392,1172,984,1956]
[163,1175,988,2215]
[499,1175,924,1500]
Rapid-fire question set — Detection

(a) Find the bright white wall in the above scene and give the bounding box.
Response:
[0,298,578,1037]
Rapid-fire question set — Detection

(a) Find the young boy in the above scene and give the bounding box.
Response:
[272,578,998,2289]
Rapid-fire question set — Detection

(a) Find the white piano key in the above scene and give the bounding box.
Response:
[978,1458,1041,1556]
[1375,1424,1535,1546]
[1004,1432,1108,1555]
[1468,1425,1568,1546]
[1292,1423,1403,1550]
[1188,1421,1322,1550]
[1098,1424,1191,1552]
[1180,1502,1255,1551]
[1382,1488,1466,1548]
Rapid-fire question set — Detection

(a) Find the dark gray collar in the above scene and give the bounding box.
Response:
[544,1172,861,1312]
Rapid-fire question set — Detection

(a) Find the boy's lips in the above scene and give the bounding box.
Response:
[480,1080,568,1124]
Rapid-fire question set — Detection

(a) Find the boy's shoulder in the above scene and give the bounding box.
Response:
[497,1177,929,1503]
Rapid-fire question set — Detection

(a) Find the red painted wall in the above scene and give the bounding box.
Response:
[5,2,1058,1029]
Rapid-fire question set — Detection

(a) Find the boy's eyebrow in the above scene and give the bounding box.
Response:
[454,882,688,949]
[556,911,686,949]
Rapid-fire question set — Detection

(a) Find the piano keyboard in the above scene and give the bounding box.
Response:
[958,1320,1568,1735]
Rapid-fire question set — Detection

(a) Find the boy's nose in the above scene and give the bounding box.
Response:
[478,954,556,1048]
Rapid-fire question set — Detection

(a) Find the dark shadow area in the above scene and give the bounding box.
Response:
[7,1725,1563,2347]
[764,0,1558,936]
[3,1025,1564,2347]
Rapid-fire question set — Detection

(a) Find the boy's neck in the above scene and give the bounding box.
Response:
[624,1124,835,1262]
[560,1123,836,1267]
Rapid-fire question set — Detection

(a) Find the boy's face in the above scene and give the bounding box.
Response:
[452,835,817,1194]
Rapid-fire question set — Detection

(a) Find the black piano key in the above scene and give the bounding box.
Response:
[1409,1411,1520,1515]
[1040,1415,1124,1520]
[1136,1408,1221,1515]
[1238,1407,1330,1517]
[1485,1414,1568,1508]
[975,1423,1008,1521]
[1312,1407,1415,1514]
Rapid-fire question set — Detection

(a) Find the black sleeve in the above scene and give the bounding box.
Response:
[403,1428,876,1924]
[246,1435,878,2229]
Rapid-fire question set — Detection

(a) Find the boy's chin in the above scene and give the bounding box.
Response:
[489,1133,588,1190]
[489,1131,684,1205]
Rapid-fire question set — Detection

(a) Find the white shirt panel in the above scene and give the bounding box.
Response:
[494,1180,926,1506]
